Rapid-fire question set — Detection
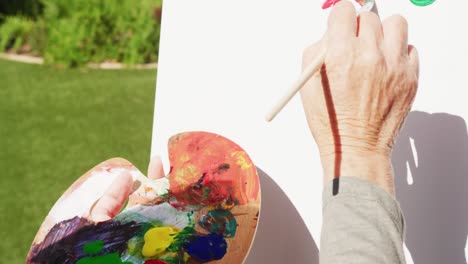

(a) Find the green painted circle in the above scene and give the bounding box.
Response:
[410,0,436,6]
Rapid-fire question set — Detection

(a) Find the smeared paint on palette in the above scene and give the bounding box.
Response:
[27,132,261,264]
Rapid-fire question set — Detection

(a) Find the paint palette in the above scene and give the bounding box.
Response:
[27,132,261,264]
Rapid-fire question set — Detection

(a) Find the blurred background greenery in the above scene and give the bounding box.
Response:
[0,1,162,262]
[0,0,162,67]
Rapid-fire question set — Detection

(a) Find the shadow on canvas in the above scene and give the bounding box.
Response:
[245,168,319,264]
[393,111,468,264]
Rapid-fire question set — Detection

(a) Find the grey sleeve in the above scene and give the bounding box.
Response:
[320,177,406,264]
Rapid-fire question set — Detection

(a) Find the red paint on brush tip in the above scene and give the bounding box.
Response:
[322,0,364,9]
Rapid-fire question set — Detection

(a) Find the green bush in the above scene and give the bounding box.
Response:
[0,16,34,52]
[0,0,162,67]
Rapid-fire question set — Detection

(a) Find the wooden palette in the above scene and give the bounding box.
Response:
[27,132,261,264]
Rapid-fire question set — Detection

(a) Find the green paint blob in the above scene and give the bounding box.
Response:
[78,241,132,264]
[166,226,197,252]
[410,0,436,6]
[83,240,104,255]
[77,252,132,264]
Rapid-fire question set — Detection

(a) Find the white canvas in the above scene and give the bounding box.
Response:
[151,1,468,263]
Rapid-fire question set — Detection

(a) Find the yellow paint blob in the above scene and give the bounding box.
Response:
[142,226,179,257]
[231,151,252,170]
[173,163,200,189]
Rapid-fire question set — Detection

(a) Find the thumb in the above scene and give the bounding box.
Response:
[148,155,165,180]
[302,37,326,70]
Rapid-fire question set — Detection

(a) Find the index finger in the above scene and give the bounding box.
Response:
[90,171,133,222]
[328,1,358,44]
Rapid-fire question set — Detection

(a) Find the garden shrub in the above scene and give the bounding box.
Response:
[0,0,162,67]
[0,16,35,53]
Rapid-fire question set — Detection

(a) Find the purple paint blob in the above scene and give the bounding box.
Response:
[27,217,142,264]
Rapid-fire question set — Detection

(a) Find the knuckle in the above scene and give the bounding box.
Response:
[360,52,384,66]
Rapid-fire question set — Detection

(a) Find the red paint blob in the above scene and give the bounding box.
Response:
[144,260,167,264]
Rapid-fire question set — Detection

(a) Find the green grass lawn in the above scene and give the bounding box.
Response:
[0,59,157,263]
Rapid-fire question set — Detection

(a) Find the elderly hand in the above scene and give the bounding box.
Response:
[300,1,419,194]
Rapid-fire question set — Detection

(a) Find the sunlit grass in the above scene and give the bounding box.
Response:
[0,59,156,263]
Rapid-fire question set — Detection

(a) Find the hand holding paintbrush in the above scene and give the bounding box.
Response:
[270,0,419,193]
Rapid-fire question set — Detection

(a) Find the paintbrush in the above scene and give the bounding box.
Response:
[265,0,378,122]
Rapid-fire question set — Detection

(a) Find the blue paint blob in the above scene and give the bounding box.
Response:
[183,234,227,262]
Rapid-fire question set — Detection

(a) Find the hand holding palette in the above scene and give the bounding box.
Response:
[27,132,261,264]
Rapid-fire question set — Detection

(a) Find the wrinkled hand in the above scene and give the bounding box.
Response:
[300,1,419,194]
[90,156,165,222]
